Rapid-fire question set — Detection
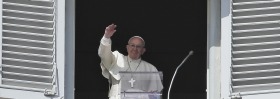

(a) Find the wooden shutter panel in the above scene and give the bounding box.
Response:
[231,0,280,94]
[1,0,57,94]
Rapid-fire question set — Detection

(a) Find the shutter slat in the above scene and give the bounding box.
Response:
[2,78,52,89]
[3,0,54,6]
[3,12,53,21]
[2,64,52,72]
[3,39,53,48]
[29,0,53,2]
[2,50,52,58]
[233,48,280,54]
[233,62,280,68]
[3,9,53,16]
[233,55,280,61]
[233,34,280,40]
[3,23,53,30]
[2,57,52,65]
[233,20,280,26]
[233,41,280,47]
[233,78,275,82]
[3,30,53,37]
[233,50,280,59]
[233,6,280,12]
[233,13,280,19]
[3,2,53,9]
[3,53,53,62]
[2,78,52,86]
[233,83,280,92]
[3,44,52,51]
[2,72,52,79]
[3,37,53,44]
[3,32,53,42]
[233,27,280,33]
[2,60,52,69]
[233,69,280,75]
[3,16,53,23]
[233,1,280,5]
[2,66,52,77]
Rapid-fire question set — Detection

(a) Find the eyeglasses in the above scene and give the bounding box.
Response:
[128,44,144,49]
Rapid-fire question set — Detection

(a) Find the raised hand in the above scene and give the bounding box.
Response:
[104,23,117,38]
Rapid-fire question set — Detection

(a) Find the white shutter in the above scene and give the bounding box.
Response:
[231,0,280,95]
[0,0,57,95]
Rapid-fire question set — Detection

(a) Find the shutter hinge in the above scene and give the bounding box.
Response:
[231,93,242,99]
[44,89,56,96]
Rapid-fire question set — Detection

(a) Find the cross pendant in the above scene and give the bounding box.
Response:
[129,78,136,88]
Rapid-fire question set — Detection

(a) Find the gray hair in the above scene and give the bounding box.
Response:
[128,36,145,47]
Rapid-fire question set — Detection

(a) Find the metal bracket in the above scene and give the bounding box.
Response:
[231,93,242,99]
[44,89,56,96]
[29,0,53,2]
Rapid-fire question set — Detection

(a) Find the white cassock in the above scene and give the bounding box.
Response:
[98,36,163,99]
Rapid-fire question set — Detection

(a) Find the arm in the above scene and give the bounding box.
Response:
[98,24,117,69]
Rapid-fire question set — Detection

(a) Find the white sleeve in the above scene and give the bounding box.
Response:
[98,36,114,76]
[101,36,111,46]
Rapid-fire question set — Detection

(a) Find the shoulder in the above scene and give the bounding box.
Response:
[141,60,153,66]
[112,50,125,57]
[141,60,159,71]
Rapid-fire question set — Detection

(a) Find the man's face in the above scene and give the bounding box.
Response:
[126,37,146,60]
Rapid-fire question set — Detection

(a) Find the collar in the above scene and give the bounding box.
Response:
[127,56,142,63]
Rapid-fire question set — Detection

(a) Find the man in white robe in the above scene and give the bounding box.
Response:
[98,23,163,99]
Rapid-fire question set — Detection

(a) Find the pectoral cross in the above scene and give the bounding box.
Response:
[129,78,136,88]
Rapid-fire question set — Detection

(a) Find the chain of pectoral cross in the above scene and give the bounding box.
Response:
[126,57,142,88]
